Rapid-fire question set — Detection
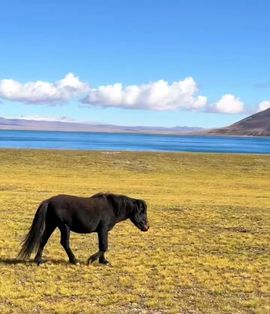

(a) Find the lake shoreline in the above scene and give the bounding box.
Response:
[0,148,270,157]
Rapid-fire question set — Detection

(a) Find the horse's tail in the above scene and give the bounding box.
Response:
[18,201,48,259]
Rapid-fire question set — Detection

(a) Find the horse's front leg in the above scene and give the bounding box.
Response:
[87,228,110,265]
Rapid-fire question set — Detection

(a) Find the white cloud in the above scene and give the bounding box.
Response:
[0,73,89,105]
[213,94,244,114]
[82,77,208,111]
[0,74,249,115]
[257,100,270,112]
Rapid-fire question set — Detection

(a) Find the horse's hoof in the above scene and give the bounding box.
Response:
[87,255,99,265]
[99,260,111,266]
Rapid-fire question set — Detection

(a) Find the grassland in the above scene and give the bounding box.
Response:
[0,149,269,313]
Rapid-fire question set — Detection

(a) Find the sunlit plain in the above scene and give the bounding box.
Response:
[0,150,269,313]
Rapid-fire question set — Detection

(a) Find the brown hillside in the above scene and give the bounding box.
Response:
[208,108,270,136]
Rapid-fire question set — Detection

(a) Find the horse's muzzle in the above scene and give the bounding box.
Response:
[141,224,149,232]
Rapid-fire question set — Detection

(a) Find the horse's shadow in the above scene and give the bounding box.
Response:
[0,258,25,265]
[0,258,72,265]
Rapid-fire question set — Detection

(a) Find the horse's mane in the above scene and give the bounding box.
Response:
[91,192,128,200]
[91,192,131,216]
[91,192,110,198]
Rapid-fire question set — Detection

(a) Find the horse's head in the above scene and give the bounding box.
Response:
[130,199,149,232]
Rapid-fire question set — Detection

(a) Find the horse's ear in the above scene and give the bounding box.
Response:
[107,194,122,216]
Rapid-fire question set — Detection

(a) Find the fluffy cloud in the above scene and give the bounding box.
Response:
[257,100,270,112]
[213,94,244,114]
[0,74,250,115]
[0,73,89,105]
[82,77,208,111]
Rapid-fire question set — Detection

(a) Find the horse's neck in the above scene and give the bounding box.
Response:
[116,206,131,223]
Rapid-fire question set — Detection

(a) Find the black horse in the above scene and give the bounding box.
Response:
[18,193,149,265]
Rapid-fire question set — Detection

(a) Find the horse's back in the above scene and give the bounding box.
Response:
[46,194,113,233]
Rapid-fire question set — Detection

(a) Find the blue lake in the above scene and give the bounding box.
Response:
[0,130,270,154]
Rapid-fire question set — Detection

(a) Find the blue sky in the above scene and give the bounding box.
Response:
[0,0,269,128]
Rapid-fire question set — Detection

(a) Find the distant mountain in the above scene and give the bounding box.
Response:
[0,117,204,135]
[208,108,270,136]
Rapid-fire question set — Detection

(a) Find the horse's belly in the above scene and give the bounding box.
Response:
[68,217,99,234]
[70,225,95,233]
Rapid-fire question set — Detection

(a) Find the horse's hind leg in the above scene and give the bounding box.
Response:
[59,224,79,265]
[34,223,56,265]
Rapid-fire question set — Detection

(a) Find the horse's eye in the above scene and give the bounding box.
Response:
[140,206,145,213]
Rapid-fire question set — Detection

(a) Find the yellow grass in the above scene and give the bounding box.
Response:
[0,149,269,313]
